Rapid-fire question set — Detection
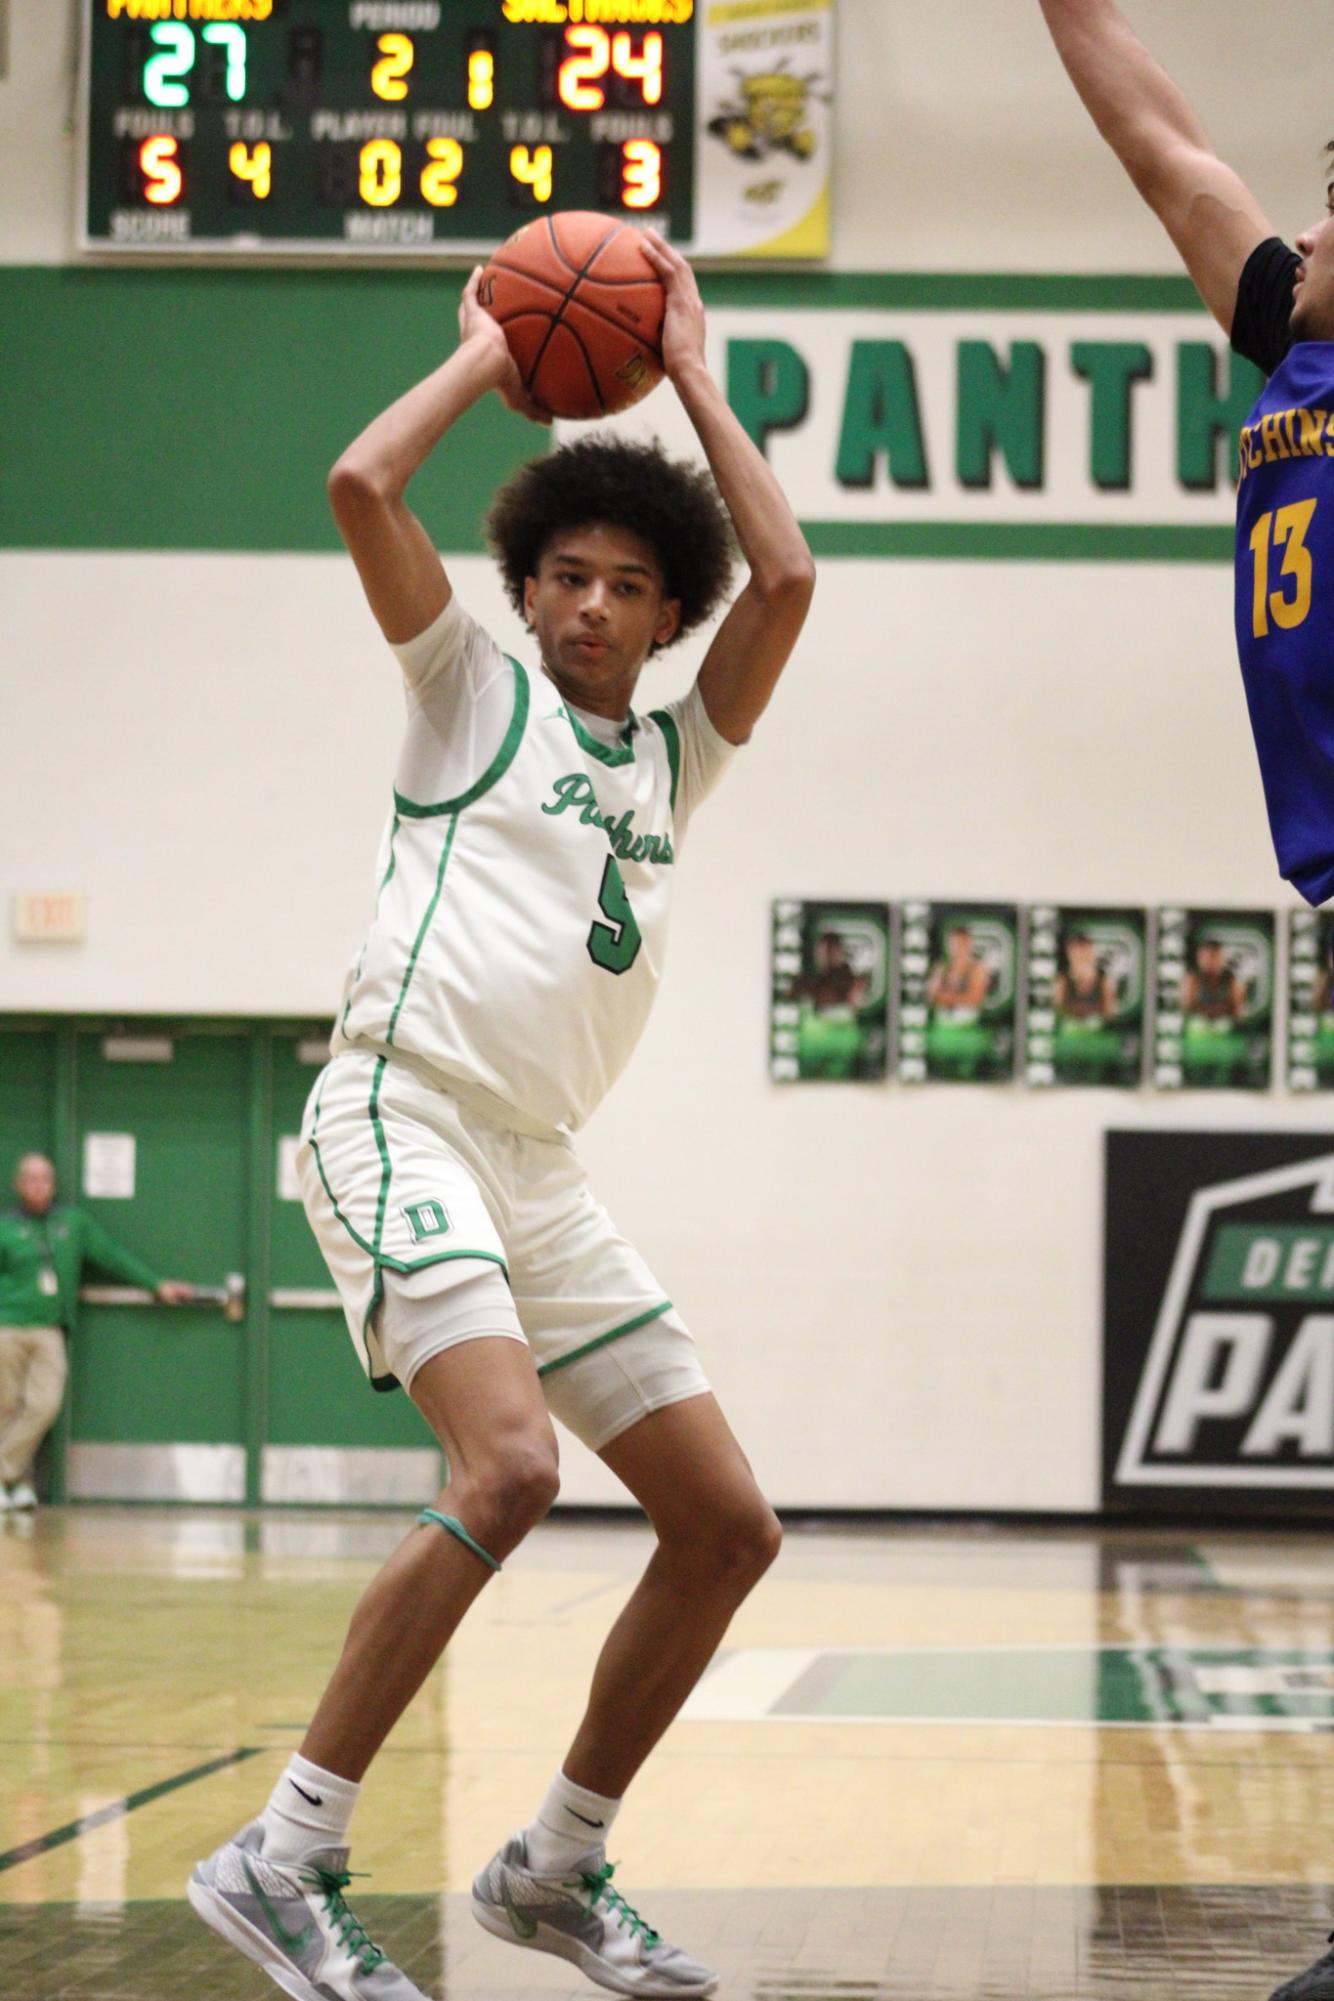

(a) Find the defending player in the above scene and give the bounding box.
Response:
[187,232,814,2001]
[1038,0,1334,916]
[1039,6,1334,1996]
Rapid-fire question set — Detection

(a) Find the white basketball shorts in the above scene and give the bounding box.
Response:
[296,1048,708,1452]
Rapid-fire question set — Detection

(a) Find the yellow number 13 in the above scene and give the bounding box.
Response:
[1249,498,1317,638]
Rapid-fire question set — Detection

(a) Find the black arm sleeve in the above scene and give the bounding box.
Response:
[1230,236,1301,377]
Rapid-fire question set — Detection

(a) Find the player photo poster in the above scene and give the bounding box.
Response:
[769,899,890,1082]
[1153,908,1275,1091]
[1025,905,1147,1088]
[1288,909,1334,1091]
[898,901,1019,1083]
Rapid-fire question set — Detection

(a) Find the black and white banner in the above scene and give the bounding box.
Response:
[1104,1131,1334,1517]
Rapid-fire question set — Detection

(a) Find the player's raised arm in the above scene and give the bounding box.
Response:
[1037,0,1273,334]
[639,230,815,746]
[327,271,547,646]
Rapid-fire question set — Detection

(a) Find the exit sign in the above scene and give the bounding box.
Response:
[12,892,87,943]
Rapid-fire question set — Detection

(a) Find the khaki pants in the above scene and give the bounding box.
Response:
[0,1325,67,1486]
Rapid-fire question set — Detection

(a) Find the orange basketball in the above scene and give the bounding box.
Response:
[480,211,665,422]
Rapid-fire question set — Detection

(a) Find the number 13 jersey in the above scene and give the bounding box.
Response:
[1234,338,1334,906]
[332,595,735,1133]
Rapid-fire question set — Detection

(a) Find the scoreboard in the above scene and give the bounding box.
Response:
[80,1,834,260]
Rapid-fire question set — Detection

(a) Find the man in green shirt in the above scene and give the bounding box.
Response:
[0,1152,193,1510]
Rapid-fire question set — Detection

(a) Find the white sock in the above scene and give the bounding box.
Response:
[259,1754,361,1864]
[523,1770,622,1874]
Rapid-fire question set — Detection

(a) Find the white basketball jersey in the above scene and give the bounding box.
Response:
[333,598,727,1133]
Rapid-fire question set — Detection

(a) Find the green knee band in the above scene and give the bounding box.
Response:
[417,1508,502,1573]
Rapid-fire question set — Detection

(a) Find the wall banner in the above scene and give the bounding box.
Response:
[1026,904,1147,1088]
[1288,909,1334,1092]
[1153,907,1275,1092]
[700,279,1260,560]
[695,0,834,260]
[769,898,890,1081]
[898,900,1019,1083]
[1104,1131,1334,1517]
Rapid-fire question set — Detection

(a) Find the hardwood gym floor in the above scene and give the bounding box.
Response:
[1,1509,1331,1999]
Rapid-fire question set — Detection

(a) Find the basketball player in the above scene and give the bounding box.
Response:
[926,924,991,1014]
[1040,6,1334,1995]
[795,929,869,1011]
[1053,933,1114,1022]
[187,231,814,2001]
[1038,0,1334,912]
[1180,936,1245,1024]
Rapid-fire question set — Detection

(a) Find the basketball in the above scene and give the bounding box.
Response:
[479,211,666,422]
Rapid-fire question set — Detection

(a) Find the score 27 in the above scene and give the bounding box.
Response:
[142,22,247,107]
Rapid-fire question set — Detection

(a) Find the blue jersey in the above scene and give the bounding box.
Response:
[1234,341,1334,905]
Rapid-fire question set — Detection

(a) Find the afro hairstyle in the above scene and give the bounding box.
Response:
[486,434,736,645]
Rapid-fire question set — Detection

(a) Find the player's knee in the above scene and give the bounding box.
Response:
[473,1437,561,1535]
[514,1442,562,1523]
[668,1495,781,1592]
[729,1500,783,1584]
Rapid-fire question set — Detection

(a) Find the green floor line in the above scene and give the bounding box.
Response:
[0,1747,263,1875]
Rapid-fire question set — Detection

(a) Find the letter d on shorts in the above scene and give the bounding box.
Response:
[402,1199,451,1244]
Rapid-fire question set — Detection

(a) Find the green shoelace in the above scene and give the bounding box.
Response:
[308,1866,386,1973]
[577,1862,661,1948]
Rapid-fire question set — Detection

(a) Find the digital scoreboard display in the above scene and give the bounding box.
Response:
[80,1,834,260]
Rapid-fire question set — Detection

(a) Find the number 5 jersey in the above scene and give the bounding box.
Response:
[332,595,736,1133]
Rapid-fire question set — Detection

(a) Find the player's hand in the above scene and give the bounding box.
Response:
[458,267,551,425]
[640,229,707,383]
[156,1279,194,1305]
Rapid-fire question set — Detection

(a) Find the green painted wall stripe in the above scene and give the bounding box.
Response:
[0,1747,263,1875]
[0,266,1215,556]
[0,267,535,553]
[243,1030,273,1508]
[697,271,1207,312]
[798,521,1234,562]
[2,262,1235,570]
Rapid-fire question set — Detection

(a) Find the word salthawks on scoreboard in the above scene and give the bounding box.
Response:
[80,0,835,259]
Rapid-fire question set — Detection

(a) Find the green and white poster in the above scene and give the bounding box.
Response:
[1026,905,1147,1088]
[1154,908,1275,1092]
[1287,910,1334,1091]
[898,901,1019,1083]
[769,899,890,1083]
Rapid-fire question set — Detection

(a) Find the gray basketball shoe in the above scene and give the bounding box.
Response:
[472,1833,718,1997]
[1270,1935,1334,2001]
[189,1820,433,2000]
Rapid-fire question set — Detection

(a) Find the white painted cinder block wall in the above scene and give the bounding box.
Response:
[3,1,1332,1507]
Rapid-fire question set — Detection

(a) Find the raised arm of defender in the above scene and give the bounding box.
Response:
[327,276,546,646]
[1038,0,1273,333]
[640,230,815,746]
